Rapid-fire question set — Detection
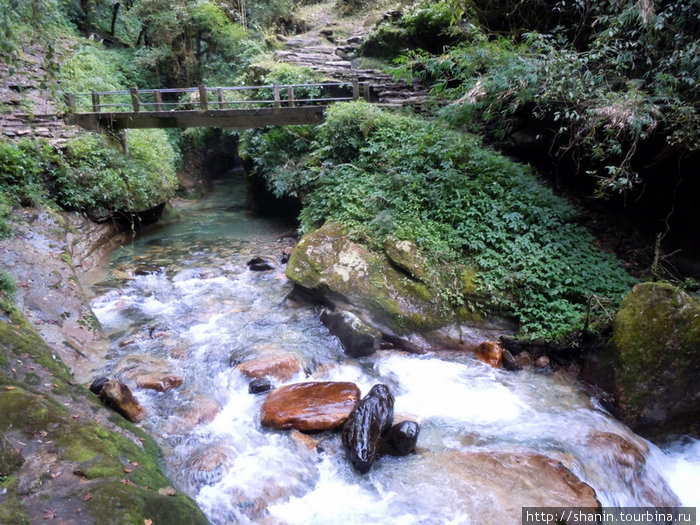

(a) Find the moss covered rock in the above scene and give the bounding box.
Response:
[607,282,700,431]
[286,223,510,349]
[0,316,208,525]
[287,223,448,335]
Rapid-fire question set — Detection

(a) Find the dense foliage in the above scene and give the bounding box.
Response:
[386,0,698,196]
[243,102,635,340]
[0,132,177,229]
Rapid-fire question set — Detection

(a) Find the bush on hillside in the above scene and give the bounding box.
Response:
[244,102,635,340]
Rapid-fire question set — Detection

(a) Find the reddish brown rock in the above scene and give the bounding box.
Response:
[378,450,599,523]
[261,381,361,431]
[99,380,146,422]
[238,354,301,381]
[585,431,681,507]
[475,341,503,368]
[135,373,184,392]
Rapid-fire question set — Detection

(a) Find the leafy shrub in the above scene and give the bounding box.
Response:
[248,102,635,340]
[0,269,17,303]
[56,130,177,215]
[360,0,468,58]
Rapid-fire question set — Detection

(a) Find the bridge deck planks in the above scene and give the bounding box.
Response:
[67,106,328,131]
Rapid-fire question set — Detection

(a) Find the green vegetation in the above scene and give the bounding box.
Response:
[387,0,698,196]
[0,133,177,230]
[244,101,635,340]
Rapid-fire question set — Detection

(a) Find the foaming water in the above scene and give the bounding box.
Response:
[89,179,697,523]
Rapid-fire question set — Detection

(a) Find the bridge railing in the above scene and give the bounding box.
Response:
[64,81,371,114]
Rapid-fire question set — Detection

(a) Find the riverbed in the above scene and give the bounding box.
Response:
[88,178,700,524]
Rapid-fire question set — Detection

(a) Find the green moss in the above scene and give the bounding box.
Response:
[608,282,700,427]
[0,476,29,525]
[84,482,207,525]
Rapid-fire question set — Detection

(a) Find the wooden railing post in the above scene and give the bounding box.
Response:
[273,83,281,109]
[198,85,209,110]
[64,93,76,114]
[287,86,295,107]
[130,87,141,113]
[217,88,225,109]
[352,79,360,101]
[363,82,371,102]
[91,93,101,113]
[154,91,163,111]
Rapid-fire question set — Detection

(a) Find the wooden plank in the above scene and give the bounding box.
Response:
[70,106,328,131]
[154,91,163,112]
[353,79,360,101]
[199,85,208,110]
[218,88,225,109]
[130,87,141,112]
[363,83,371,102]
[273,83,281,109]
[92,93,101,113]
[64,93,76,114]
[287,86,295,108]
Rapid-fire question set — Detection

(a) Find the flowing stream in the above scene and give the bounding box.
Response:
[88,178,699,524]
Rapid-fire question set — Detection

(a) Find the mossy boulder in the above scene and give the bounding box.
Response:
[287,223,449,336]
[0,316,208,525]
[607,282,700,431]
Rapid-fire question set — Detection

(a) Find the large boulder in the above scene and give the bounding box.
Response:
[261,381,361,431]
[341,384,395,474]
[286,223,507,348]
[605,282,700,431]
[286,223,448,336]
[377,450,599,522]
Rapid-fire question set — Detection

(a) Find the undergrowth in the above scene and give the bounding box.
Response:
[243,102,636,340]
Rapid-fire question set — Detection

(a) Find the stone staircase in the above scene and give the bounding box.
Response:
[275,29,430,107]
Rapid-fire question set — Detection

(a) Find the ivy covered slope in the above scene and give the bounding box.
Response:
[243,102,635,341]
[0,305,206,525]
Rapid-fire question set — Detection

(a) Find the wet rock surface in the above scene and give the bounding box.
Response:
[341,384,395,474]
[380,420,420,456]
[99,379,146,422]
[378,450,600,523]
[475,341,503,368]
[320,309,382,357]
[237,353,302,382]
[247,256,276,271]
[261,381,361,431]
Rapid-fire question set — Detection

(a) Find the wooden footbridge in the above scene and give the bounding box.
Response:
[64,81,372,131]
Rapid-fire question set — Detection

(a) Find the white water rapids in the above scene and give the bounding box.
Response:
[89,179,699,524]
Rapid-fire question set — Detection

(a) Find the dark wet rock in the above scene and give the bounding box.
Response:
[89,376,110,395]
[135,373,184,392]
[501,349,521,371]
[381,420,420,456]
[320,309,382,357]
[134,265,161,276]
[604,282,700,431]
[237,353,302,381]
[249,377,273,394]
[342,384,395,474]
[247,256,275,272]
[474,341,503,368]
[99,380,146,422]
[261,381,361,431]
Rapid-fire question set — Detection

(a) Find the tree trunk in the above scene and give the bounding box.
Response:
[110,2,121,37]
